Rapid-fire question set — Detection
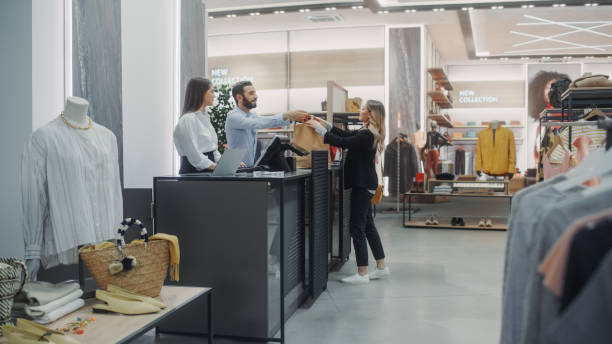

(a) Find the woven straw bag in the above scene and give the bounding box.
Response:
[79,218,169,297]
[0,258,27,335]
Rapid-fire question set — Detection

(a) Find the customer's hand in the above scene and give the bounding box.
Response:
[285,110,309,122]
[239,162,246,168]
[305,119,322,130]
[208,163,216,171]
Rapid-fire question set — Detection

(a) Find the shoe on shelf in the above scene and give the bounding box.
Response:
[340,273,370,284]
[106,284,166,309]
[425,216,433,225]
[458,218,465,226]
[432,216,439,225]
[369,266,390,280]
[15,319,79,344]
[1,324,58,344]
[478,218,486,227]
[486,218,493,227]
[451,217,458,226]
[93,290,161,315]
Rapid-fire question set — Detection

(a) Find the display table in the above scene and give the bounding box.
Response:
[403,192,513,231]
[0,286,212,344]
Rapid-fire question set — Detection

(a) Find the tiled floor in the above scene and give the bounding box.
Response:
[134,198,508,344]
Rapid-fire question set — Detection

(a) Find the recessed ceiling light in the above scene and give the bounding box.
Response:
[325,7,336,11]
[560,4,566,7]
[299,8,311,13]
[208,15,214,19]
[249,12,260,16]
[461,7,468,11]
[226,14,236,18]
[480,57,488,61]
[500,57,509,61]
[469,7,474,10]
[352,5,363,10]
[274,10,285,14]
[529,5,534,8]
[608,56,612,59]
[440,8,445,11]
[522,5,528,8]
[593,3,599,6]
[405,9,416,13]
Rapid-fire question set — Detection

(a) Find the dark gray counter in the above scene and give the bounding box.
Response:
[153,170,313,341]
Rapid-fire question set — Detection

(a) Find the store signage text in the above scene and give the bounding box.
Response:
[458,90,499,104]
[210,68,253,86]
[449,81,525,108]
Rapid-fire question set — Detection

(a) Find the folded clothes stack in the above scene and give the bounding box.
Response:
[12,281,84,324]
[432,184,453,194]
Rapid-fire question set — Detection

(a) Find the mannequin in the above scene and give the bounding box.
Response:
[22,96,122,280]
[475,120,516,179]
[62,96,90,128]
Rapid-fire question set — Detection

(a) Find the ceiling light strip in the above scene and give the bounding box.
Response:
[510,30,606,51]
[505,44,612,54]
[524,14,612,40]
[513,22,612,47]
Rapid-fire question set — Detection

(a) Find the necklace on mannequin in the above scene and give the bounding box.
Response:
[61,112,92,130]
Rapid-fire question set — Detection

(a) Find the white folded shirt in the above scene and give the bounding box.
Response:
[33,298,85,324]
[25,289,83,318]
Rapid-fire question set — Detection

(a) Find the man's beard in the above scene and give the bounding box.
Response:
[244,98,257,109]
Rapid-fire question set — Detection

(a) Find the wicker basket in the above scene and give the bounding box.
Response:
[0,258,27,336]
[79,219,170,297]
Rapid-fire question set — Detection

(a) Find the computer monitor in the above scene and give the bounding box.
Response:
[254,135,309,172]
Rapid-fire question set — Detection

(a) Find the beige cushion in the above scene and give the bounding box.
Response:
[572,74,612,88]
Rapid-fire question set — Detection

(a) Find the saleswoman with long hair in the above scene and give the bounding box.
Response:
[305,99,390,284]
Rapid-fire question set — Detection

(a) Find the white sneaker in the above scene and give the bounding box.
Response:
[340,273,370,284]
[369,267,390,280]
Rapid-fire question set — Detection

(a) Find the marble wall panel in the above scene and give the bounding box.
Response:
[181,0,207,105]
[72,0,123,182]
[389,27,421,141]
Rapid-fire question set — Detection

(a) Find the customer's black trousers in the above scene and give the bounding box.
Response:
[350,187,386,267]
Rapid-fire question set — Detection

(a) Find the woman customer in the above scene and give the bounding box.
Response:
[173,77,221,174]
[305,100,390,284]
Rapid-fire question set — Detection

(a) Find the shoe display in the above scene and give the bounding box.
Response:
[106,284,166,309]
[340,273,370,284]
[15,319,79,344]
[478,218,486,227]
[369,267,390,280]
[1,324,57,343]
[425,216,433,225]
[93,290,161,315]
[486,218,493,227]
[451,217,458,226]
[458,218,465,226]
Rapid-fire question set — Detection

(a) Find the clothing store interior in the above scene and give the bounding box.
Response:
[2,0,612,343]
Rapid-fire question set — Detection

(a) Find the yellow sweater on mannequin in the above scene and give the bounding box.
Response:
[475,124,517,175]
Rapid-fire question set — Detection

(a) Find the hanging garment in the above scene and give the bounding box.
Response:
[539,209,612,298]
[21,116,123,268]
[561,216,612,311]
[383,138,418,196]
[546,250,612,344]
[549,124,606,163]
[464,151,474,175]
[455,149,465,175]
[500,175,569,344]
[475,124,516,175]
[425,149,439,180]
[519,188,612,344]
[542,150,571,180]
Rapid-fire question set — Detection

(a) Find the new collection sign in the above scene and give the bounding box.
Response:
[449,81,525,108]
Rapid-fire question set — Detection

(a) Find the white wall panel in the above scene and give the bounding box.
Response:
[121,0,175,188]
[253,89,288,115]
[208,31,287,57]
[289,26,384,52]
[583,63,612,76]
[448,64,524,81]
[32,0,64,130]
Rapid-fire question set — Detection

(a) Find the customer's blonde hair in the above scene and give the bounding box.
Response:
[365,100,386,153]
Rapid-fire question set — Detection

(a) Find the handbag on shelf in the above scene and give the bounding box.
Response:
[79,218,170,297]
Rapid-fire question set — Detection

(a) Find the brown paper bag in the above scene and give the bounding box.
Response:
[293,124,330,168]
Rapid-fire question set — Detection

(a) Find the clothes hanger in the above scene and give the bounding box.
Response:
[584,108,607,121]
[547,133,564,158]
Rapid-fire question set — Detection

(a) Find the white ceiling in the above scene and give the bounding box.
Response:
[207,2,612,63]
[470,6,612,57]
[205,0,357,11]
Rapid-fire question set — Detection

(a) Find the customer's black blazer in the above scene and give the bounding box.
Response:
[323,127,378,190]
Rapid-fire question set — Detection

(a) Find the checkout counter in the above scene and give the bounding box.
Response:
[153,145,331,343]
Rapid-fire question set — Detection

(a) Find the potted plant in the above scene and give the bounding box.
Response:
[209,84,234,153]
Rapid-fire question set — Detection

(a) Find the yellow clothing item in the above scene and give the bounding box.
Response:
[131,234,180,282]
[78,241,116,253]
[475,124,517,175]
